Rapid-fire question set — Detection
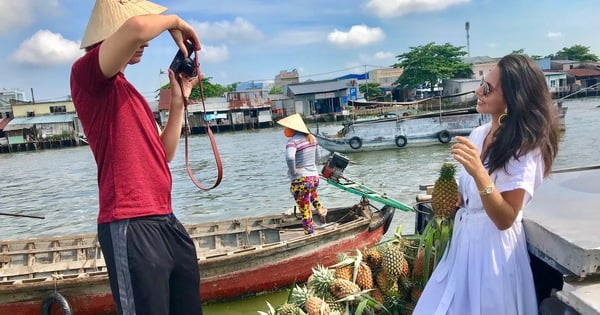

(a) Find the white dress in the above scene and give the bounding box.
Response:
[413,123,542,315]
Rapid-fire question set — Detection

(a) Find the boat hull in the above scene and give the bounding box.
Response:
[0,202,393,314]
[315,108,490,153]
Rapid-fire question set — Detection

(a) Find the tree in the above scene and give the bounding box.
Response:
[269,85,284,95]
[392,42,472,93]
[551,45,598,62]
[359,82,384,101]
[156,77,228,100]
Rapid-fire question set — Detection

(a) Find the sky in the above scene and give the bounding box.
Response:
[1,0,598,103]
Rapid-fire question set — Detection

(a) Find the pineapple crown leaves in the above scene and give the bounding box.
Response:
[257,301,277,315]
[438,162,457,178]
[335,289,384,315]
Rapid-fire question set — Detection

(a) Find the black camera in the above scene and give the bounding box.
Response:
[169,41,196,77]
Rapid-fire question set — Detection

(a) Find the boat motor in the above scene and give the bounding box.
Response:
[321,152,350,181]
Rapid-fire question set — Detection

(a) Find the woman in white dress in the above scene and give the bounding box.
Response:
[413,54,560,315]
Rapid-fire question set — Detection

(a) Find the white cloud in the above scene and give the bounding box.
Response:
[547,31,562,38]
[0,0,61,34]
[0,2,34,33]
[358,51,397,65]
[11,30,82,66]
[271,30,327,46]
[200,44,229,63]
[373,51,396,60]
[365,0,470,18]
[191,17,264,43]
[328,25,385,47]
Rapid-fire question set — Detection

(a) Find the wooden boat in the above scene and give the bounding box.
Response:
[0,199,395,315]
[313,107,491,153]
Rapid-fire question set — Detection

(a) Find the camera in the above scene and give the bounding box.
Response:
[169,41,196,77]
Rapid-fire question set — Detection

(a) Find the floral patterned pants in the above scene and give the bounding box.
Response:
[290,176,324,234]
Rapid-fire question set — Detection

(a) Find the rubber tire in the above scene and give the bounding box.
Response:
[349,137,362,150]
[395,135,407,148]
[41,292,72,315]
[438,130,451,144]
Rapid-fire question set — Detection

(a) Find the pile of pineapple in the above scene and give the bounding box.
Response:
[259,162,458,315]
[260,233,434,315]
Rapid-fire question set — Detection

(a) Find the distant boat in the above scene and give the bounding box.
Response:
[313,107,491,153]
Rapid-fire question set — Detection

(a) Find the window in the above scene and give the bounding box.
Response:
[27,111,35,117]
[50,105,67,113]
[550,80,556,88]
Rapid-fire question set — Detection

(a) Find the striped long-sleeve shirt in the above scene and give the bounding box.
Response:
[285,133,320,180]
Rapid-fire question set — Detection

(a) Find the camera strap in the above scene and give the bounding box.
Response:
[180,50,223,190]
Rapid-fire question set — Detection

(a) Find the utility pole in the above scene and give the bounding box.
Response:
[465,21,471,58]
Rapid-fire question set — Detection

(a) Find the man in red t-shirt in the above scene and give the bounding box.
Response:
[70,1,203,314]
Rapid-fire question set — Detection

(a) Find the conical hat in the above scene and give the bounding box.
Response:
[80,0,168,49]
[277,113,310,134]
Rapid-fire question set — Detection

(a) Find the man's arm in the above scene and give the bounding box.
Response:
[98,14,200,78]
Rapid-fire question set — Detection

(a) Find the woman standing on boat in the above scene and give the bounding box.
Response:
[278,113,327,235]
[413,54,560,315]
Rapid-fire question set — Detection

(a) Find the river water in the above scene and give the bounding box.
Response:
[1,97,599,313]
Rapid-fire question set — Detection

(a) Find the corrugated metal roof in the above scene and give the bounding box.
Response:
[9,114,76,124]
[288,80,348,95]
[4,114,76,131]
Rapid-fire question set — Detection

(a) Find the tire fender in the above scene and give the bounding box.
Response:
[349,137,362,150]
[438,130,451,144]
[41,292,72,315]
[395,135,407,148]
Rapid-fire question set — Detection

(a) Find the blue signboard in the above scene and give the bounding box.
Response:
[349,87,357,100]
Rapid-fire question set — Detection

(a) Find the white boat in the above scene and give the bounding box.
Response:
[313,107,491,153]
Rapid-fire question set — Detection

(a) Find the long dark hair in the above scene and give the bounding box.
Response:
[484,54,560,177]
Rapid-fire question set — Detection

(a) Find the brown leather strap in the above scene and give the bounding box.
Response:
[180,50,223,190]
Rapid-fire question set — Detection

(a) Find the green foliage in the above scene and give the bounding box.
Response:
[550,45,599,62]
[269,85,285,95]
[358,82,384,101]
[392,42,472,91]
[155,77,229,100]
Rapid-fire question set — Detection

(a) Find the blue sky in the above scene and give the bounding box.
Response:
[1,0,598,102]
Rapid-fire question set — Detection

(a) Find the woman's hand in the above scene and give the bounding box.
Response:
[451,136,485,177]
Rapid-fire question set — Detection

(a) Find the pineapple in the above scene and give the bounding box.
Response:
[304,296,331,315]
[381,242,405,281]
[309,265,336,297]
[362,247,382,269]
[412,249,435,278]
[290,285,314,310]
[334,265,353,281]
[375,271,398,294]
[399,257,410,280]
[431,162,459,217]
[278,303,306,315]
[355,262,374,290]
[410,286,423,302]
[324,295,345,314]
[369,287,385,305]
[329,278,361,300]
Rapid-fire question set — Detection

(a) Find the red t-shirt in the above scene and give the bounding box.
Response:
[70,46,172,223]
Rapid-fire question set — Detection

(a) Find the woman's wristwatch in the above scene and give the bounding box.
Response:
[479,184,494,196]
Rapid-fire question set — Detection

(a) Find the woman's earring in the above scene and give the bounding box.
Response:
[498,108,507,126]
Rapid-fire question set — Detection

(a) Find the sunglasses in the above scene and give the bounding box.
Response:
[480,78,492,96]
